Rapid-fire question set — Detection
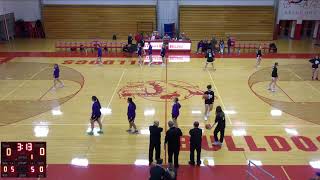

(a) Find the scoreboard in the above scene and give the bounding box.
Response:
[1,142,46,178]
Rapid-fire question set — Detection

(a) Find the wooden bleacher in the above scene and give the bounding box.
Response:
[42,5,156,39]
[180,6,275,41]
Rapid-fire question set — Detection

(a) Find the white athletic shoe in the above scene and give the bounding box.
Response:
[212,141,220,146]
[272,89,276,92]
[204,116,208,121]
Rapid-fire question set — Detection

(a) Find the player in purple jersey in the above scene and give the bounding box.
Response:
[97,44,103,64]
[137,43,143,66]
[171,97,181,127]
[148,42,153,66]
[53,64,64,89]
[127,97,138,134]
[88,96,103,135]
[160,44,166,66]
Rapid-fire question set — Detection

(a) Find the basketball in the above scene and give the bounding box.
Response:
[205,124,212,129]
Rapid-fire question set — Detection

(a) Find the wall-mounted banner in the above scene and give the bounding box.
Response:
[278,0,320,22]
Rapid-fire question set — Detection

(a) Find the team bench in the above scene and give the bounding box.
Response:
[55,41,126,53]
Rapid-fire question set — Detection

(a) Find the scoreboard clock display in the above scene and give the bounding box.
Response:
[1,142,46,178]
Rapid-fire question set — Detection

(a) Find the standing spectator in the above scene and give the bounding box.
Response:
[149,159,165,180]
[164,163,177,180]
[189,121,202,166]
[227,36,232,55]
[202,40,208,53]
[219,39,225,54]
[165,121,183,168]
[149,121,163,165]
[207,41,213,52]
[211,36,217,52]
[207,106,226,146]
[128,33,133,45]
[196,40,203,54]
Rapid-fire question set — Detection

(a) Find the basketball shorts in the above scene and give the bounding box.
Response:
[172,114,179,119]
[91,115,101,121]
[128,116,135,123]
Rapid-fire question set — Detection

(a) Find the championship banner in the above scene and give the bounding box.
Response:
[278,0,320,22]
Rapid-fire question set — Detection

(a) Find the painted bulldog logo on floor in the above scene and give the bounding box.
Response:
[118,80,203,102]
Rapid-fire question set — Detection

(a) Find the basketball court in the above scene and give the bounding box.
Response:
[1,0,320,179]
[0,39,320,179]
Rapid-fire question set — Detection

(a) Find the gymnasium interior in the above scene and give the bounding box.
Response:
[0,0,320,179]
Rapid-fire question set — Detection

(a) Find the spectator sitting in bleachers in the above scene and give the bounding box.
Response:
[151,32,156,40]
[155,32,161,39]
[163,33,170,45]
[123,44,130,52]
[123,44,137,54]
[145,33,151,40]
[269,43,277,53]
[135,32,143,44]
[163,34,170,41]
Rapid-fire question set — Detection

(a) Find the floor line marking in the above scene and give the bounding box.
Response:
[208,70,233,125]
[0,66,49,101]
[276,84,295,102]
[101,68,127,123]
[281,166,292,180]
[4,123,320,127]
[287,68,320,95]
[84,69,127,157]
[38,85,54,100]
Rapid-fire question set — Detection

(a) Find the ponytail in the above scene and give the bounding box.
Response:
[96,98,101,109]
[92,96,101,109]
[128,97,136,108]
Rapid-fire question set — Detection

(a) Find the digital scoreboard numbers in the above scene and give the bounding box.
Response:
[1,142,46,178]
